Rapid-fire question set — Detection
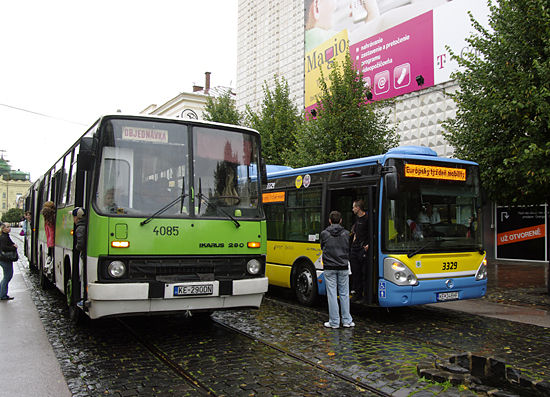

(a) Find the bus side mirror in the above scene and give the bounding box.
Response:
[78,137,97,171]
[260,158,268,185]
[385,172,400,200]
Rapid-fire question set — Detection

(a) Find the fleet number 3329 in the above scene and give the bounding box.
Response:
[442,262,458,271]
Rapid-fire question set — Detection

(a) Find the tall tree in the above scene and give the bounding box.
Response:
[443,0,550,290]
[285,54,398,168]
[244,76,301,165]
[443,0,550,206]
[203,88,242,126]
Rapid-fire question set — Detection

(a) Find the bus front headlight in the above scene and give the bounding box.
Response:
[247,259,261,275]
[108,261,126,278]
[475,257,488,280]
[384,258,418,286]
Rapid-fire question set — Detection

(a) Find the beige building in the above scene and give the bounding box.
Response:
[141,72,234,119]
[0,157,31,218]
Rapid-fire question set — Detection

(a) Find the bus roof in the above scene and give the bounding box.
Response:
[97,113,261,136]
[266,146,478,179]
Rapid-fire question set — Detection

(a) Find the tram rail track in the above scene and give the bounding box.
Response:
[117,317,218,397]
[117,313,393,397]
[211,317,393,397]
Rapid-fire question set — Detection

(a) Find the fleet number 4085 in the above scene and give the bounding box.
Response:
[153,226,179,236]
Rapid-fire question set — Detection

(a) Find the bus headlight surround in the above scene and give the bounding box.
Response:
[108,261,126,278]
[247,259,261,275]
[475,257,488,280]
[384,258,418,286]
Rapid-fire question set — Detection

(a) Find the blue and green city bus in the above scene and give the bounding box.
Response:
[24,114,268,323]
[263,146,487,307]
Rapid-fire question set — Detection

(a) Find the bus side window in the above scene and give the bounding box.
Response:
[265,203,284,241]
[287,208,307,242]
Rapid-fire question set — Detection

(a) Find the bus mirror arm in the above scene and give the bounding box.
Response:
[260,158,268,185]
[384,170,400,200]
[78,137,97,171]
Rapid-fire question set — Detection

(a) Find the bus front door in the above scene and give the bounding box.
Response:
[328,185,377,305]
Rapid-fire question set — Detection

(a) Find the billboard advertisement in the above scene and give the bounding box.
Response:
[496,206,548,261]
[304,0,490,111]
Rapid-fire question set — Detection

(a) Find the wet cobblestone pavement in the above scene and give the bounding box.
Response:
[483,261,550,310]
[16,257,550,397]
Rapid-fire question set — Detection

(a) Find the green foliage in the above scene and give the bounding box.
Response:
[244,76,301,165]
[417,377,453,393]
[443,0,550,205]
[1,208,24,224]
[203,89,242,126]
[285,53,398,168]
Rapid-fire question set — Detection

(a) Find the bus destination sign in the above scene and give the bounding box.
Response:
[263,191,285,203]
[405,164,466,181]
[122,126,169,143]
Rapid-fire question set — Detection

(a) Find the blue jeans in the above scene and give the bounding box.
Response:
[324,269,353,327]
[0,260,14,299]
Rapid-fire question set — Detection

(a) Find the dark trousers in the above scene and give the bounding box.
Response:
[350,247,367,297]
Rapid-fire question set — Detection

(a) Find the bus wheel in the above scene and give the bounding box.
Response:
[66,279,87,325]
[294,262,318,306]
[68,302,87,325]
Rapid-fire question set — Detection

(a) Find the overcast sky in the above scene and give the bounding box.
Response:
[0,0,238,181]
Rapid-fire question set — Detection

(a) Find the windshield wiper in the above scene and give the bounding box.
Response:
[140,193,188,226]
[407,237,446,258]
[197,193,241,228]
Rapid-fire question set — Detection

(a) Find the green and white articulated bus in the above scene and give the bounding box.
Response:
[24,114,268,323]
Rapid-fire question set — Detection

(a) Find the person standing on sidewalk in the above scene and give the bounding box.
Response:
[321,211,354,329]
[0,222,17,300]
[42,201,56,264]
[350,200,369,303]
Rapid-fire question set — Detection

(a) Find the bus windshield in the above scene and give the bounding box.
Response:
[95,119,262,219]
[193,126,262,218]
[383,162,483,254]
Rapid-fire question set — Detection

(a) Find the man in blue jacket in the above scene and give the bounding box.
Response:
[320,211,354,329]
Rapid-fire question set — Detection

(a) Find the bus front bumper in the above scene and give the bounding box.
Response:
[86,277,269,319]
[377,276,487,307]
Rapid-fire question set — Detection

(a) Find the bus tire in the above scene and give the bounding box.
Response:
[294,261,318,306]
[68,299,87,325]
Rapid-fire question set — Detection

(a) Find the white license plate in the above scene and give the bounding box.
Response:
[437,291,459,301]
[173,284,213,296]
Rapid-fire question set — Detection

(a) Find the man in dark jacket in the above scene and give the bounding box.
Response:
[320,211,354,329]
[350,199,369,303]
[72,207,86,255]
